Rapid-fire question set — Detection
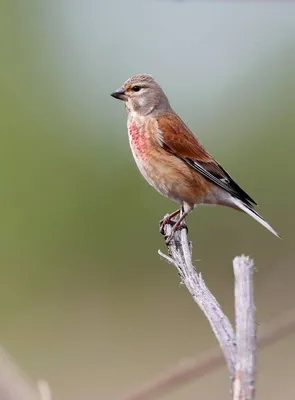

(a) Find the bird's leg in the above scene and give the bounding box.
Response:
[165,207,189,244]
[159,208,181,234]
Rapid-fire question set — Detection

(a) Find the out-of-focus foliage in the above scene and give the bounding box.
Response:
[0,1,294,399]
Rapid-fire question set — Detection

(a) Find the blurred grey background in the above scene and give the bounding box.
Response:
[1,1,295,399]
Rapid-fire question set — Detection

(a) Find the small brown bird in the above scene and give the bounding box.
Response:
[111,73,280,242]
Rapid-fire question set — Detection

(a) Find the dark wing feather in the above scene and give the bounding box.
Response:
[157,113,257,206]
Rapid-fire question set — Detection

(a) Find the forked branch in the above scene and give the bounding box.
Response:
[159,216,256,399]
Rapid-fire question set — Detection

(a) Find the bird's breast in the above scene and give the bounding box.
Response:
[127,118,158,187]
[128,120,148,157]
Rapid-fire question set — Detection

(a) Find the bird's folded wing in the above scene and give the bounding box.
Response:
[157,113,256,206]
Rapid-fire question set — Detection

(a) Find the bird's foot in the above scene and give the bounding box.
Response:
[164,220,188,245]
[160,208,188,245]
[159,209,181,235]
[159,214,176,235]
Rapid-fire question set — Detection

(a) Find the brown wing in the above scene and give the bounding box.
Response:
[157,113,257,206]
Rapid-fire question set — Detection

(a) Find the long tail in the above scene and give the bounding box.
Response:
[230,197,281,239]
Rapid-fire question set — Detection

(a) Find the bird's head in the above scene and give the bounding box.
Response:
[111,73,171,116]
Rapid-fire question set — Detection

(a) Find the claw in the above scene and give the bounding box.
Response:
[159,215,176,235]
[159,209,181,235]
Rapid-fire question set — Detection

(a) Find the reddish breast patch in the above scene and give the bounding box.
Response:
[129,121,147,156]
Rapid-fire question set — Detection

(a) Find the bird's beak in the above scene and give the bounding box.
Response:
[111,87,126,101]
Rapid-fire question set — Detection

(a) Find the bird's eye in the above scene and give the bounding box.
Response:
[132,86,141,92]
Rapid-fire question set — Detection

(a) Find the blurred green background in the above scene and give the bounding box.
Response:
[0,1,294,399]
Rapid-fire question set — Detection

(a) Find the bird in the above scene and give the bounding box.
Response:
[111,73,280,242]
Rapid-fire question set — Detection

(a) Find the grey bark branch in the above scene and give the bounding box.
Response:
[159,219,237,380]
[233,256,256,400]
[158,217,256,400]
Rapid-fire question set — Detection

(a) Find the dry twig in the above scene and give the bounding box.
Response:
[233,256,256,400]
[159,219,237,380]
[160,219,256,399]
